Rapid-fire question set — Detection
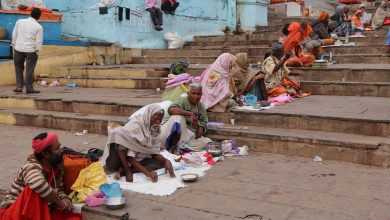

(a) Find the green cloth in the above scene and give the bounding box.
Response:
[169,96,208,133]
[162,86,186,102]
[245,81,263,101]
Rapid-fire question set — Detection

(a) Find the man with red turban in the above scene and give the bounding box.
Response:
[310,11,335,59]
[0,132,81,220]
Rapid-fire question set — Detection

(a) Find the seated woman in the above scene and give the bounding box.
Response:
[331,5,352,36]
[310,12,335,59]
[351,10,365,31]
[230,53,268,102]
[100,104,175,183]
[262,43,302,98]
[283,21,316,67]
[359,4,372,27]
[198,53,267,112]
[372,0,390,29]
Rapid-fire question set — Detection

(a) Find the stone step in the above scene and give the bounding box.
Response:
[333,54,390,64]
[301,81,390,97]
[141,45,386,58]
[184,37,386,48]
[48,64,390,84]
[38,76,167,89]
[208,126,390,167]
[0,88,388,137]
[0,106,388,167]
[294,64,390,82]
[50,66,167,78]
[132,54,389,64]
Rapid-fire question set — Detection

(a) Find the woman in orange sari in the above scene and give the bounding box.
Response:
[283,21,315,67]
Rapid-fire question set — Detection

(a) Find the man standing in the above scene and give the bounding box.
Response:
[12,8,43,94]
[0,132,81,220]
[161,83,211,152]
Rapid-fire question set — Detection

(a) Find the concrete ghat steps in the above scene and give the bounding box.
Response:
[333,54,390,64]
[49,64,390,83]
[0,93,389,137]
[49,66,167,78]
[0,106,389,166]
[38,76,167,89]
[141,46,387,58]
[301,81,390,97]
[185,37,386,48]
[37,75,390,97]
[132,55,390,65]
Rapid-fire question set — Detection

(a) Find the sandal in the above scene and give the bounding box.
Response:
[13,88,23,93]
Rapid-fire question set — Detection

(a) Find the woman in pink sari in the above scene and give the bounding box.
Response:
[196,53,239,112]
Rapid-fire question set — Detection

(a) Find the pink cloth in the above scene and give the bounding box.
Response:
[268,93,294,103]
[197,53,235,109]
[145,0,158,9]
[166,73,193,89]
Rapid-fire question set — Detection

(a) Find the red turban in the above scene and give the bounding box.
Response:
[320,12,329,21]
[32,132,59,153]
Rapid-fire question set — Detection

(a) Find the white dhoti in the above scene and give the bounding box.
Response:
[160,115,211,151]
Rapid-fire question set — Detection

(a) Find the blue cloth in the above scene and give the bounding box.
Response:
[386,28,390,46]
[245,81,263,101]
[164,122,181,150]
[99,182,122,198]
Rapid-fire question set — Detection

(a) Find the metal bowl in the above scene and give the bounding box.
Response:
[181,173,199,182]
[208,149,223,157]
[104,197,126,210]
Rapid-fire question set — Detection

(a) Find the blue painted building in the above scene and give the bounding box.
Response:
[1,0,268,49]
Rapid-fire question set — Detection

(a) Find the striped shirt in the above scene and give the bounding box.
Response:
[0,154,67,210]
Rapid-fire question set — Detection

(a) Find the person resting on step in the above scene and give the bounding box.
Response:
[359,4,372,26]
[372,0,390,29]
[160,83,212,153]
[262,43,303,98]
[100,104,175,183]
[0,132,81,220]
[351,10,365,31]
[283,20,316,67]
[161,0,179,15]
[197,53,268,112]
[310,12,335,59]
[146,0,164,31]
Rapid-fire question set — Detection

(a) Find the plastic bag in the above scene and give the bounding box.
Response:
[99,182,123,198]
[69,162,107,203]
[164,32,185,49]
[85,191,106,207]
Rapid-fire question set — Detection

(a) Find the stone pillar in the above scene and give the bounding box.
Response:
[237,0,268,30]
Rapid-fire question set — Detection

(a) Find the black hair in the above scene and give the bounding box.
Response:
[282,23,290,36]
[33,132,52,160]
[31,8,42,20]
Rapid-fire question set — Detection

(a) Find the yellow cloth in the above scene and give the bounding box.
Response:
[69,162,107,203]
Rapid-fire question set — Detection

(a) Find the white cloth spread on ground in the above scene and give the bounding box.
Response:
[107,150,212,196]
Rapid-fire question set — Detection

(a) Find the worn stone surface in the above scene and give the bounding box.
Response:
[1,125,390,220]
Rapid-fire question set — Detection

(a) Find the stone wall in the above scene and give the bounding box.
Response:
[43,0,246,48]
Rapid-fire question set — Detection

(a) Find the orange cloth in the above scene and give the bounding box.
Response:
[283,22,313,52]
[0,10,62,21]
[351,10,363,27]
[0,187,81,220]
[267,77,301,97]
[319,12,329,21]
[25,6,53,13]
[286,51,315,67]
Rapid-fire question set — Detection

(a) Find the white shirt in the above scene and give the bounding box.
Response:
[12,17,43,53]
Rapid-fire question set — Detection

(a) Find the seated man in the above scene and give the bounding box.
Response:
[263,43,303,98]
[161,83,211,153]
[0,132,81,220]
